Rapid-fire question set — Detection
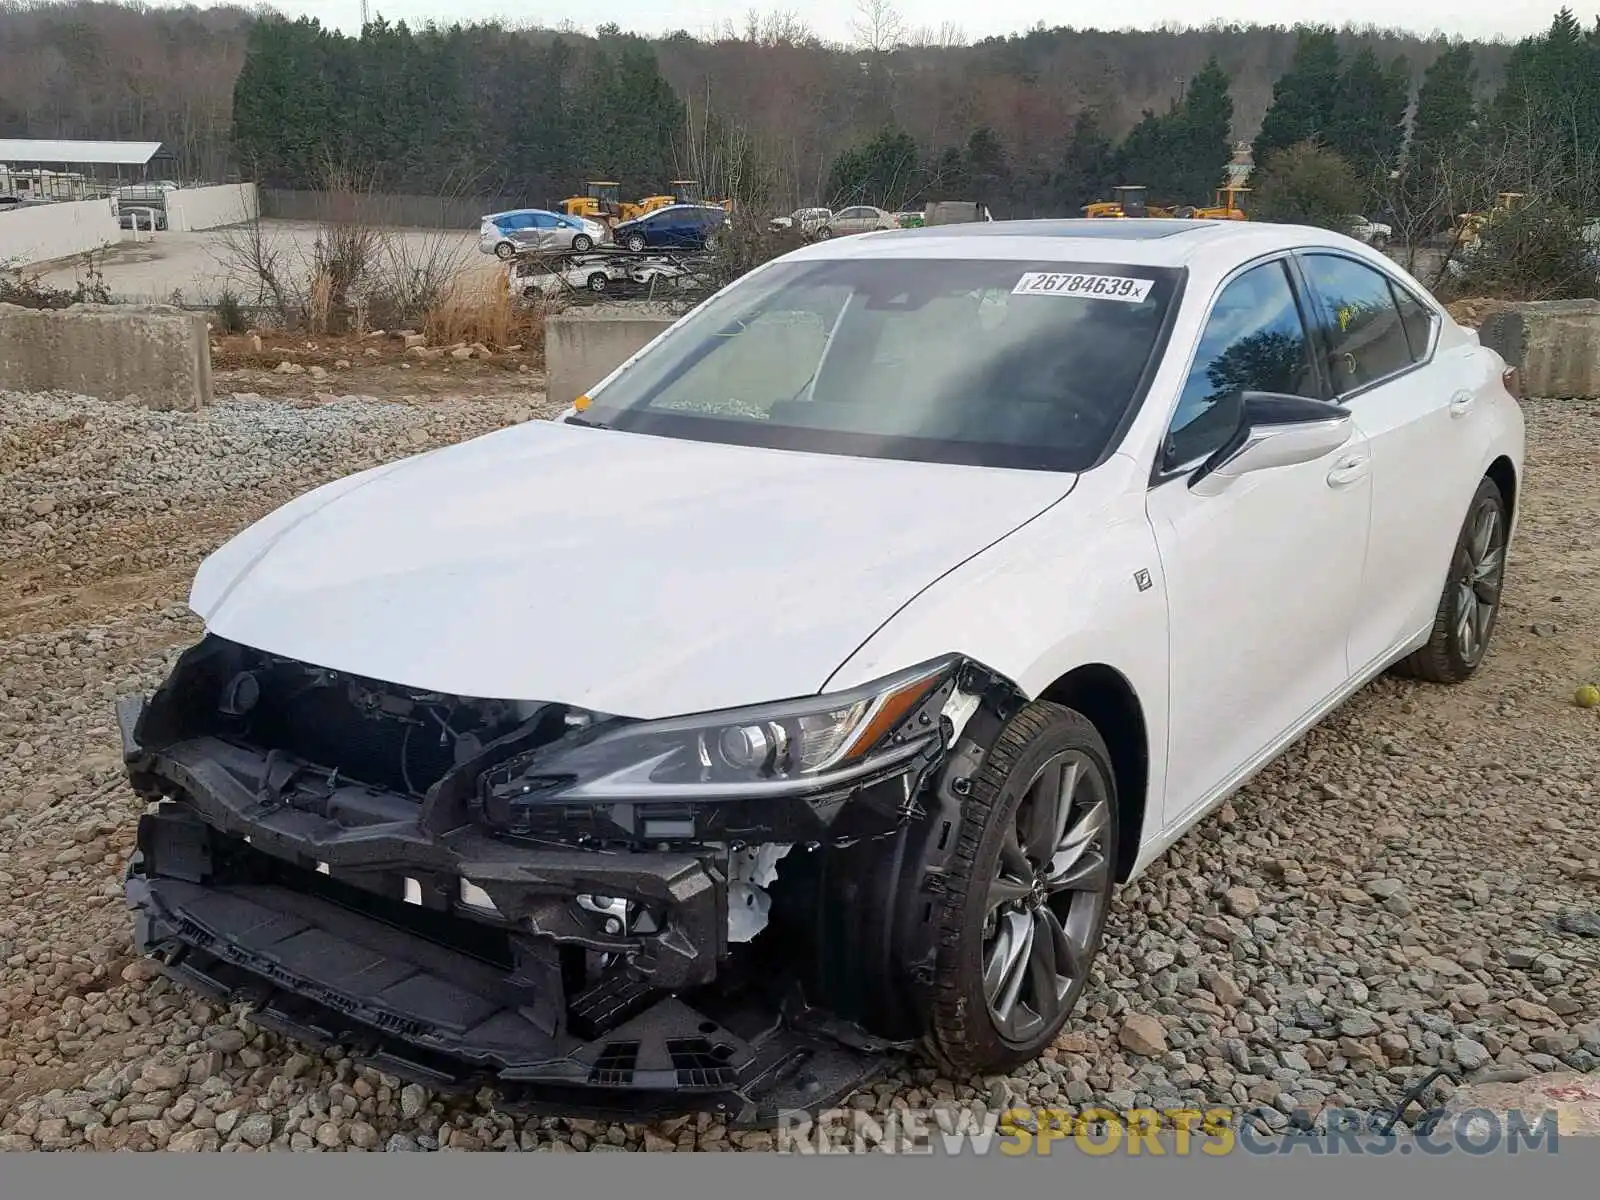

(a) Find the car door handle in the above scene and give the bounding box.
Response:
[1449,390,1476,417]
[1326,454,1371,487]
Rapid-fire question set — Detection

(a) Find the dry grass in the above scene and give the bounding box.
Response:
[423,271,546,353]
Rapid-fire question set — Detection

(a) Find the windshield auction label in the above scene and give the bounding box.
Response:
[1012,272,1154,302]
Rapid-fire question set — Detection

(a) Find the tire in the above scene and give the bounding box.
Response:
[1393,475,1508,683]
[815,225,832,240]
[493,241,516,261]
[923,701,1118,1075]
[571,234,593,252]
[586,272,608,294]
[625,233,647,253]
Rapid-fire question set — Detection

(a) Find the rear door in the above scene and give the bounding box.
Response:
[527,212,559,249]
[1293,252,1486,672]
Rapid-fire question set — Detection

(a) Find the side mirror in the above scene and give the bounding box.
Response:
[1189,391,1353,497]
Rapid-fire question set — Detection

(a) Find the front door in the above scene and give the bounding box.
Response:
[1146,257,1372,822]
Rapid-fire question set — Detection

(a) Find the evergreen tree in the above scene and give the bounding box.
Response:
[826,128,923,208]
[1057,109,1115,210]
[1486,8,1600,208]
[1327,47,1409,184]
[1113,58,1233,206]
[1252,26,1342,168]
[1168,56,1234,203]
[232,17,341,186]
[1402,43,1477,233]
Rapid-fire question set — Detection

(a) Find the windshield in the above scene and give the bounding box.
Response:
[576,257,1182,471]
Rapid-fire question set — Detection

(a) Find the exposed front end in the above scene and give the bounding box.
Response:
[120,636,1002,1122]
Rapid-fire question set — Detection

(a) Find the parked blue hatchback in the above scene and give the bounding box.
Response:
[613,204,728,252]
[478,209,609,259]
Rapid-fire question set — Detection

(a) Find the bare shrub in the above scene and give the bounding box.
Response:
[423,271,544,353]
[1454,199,1600,301]
[706,210,804,290]
[0,251,110,309]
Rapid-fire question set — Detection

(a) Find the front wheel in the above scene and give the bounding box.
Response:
[586,272,609,293]
[923,702,1117,1075]
[571,233,594,251]
[1393,475,1508,683]
[493,241,516,260]
[624,233,647,253]
[814,225,832,240]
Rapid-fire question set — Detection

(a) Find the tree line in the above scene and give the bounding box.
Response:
[0,1,1523,208]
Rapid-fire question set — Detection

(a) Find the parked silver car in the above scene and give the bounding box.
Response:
[818,205,899,238]
[479,209,609,259]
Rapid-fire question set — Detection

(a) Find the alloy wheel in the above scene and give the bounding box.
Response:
[980,749,1112,1045]
[1454,498,1505,666]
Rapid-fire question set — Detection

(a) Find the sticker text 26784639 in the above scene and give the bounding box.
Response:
[1012,272,1154,303]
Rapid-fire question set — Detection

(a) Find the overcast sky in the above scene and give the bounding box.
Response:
[232,0,1586,46]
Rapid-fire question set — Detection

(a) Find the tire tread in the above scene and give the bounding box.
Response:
[922,701,1111,1075]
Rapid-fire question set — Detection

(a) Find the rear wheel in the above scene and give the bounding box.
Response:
[586,272,609,294]
[924,702,1117,1074]
[1394,475,1508,683]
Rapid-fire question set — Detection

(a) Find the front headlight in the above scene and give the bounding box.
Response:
[487,657,957,802]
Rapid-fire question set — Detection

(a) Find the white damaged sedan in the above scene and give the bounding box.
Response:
[120,219,1523,1118]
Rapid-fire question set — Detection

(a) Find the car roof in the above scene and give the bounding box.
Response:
[782,218,1388,282]
[483,208,569,221]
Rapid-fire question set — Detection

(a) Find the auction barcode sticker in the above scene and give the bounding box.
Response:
[1012,272,1154,302]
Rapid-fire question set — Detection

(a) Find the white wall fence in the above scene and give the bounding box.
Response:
[164,183,257,233]
[0,197,121,269]
[0,183,259,269]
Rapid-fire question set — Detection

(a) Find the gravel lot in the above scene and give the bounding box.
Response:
[0,389,1596,1152]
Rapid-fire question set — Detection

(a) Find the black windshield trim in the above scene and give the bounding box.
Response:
[580,412,1113,473]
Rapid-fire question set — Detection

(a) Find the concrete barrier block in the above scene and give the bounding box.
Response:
[545,310,677,410]
[1478,299,1600,399]
[0,303,211,411]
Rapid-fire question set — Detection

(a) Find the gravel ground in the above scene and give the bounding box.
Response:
[0,391,1595,1152]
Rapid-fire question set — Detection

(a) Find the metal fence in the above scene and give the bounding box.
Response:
[260,189,525,230]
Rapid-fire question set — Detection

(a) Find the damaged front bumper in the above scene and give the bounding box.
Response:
[116,643,1012,1121]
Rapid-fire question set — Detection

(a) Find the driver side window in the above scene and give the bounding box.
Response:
[1165,260,1320,469]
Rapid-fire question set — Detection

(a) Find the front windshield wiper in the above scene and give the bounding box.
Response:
[563,414,609,429]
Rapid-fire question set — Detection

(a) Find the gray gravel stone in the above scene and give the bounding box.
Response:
[0,392,1595,1153]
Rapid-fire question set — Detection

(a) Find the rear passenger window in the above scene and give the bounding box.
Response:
[1299,254,1415,393]
[1392,285,1437,360]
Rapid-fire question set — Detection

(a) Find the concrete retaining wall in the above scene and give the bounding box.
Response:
[1478,299,1600,399]
[545,311,678,410]
[0,198,122,268]
[0,303,211,411]
[165,184,258,233]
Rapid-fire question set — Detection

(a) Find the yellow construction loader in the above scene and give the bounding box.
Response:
[1453,191,1527,251]
[1187,184,1250,220]
[560,182,627,225]
[1083,185,1179,219]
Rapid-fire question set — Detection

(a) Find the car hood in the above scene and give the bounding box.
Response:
[191,420,1077,719]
